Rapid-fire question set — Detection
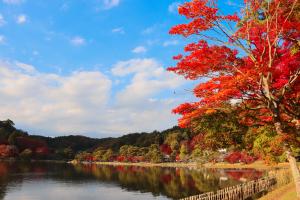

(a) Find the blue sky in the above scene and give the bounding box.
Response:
[0,0,188,73]
[0,0,241,138]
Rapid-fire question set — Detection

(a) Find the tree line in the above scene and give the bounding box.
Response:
[0,106,299,164]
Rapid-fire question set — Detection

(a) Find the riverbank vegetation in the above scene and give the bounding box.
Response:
[0,113,298,165]
[0,0,298,171]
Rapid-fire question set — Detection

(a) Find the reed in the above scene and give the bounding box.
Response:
[268,168,293,188]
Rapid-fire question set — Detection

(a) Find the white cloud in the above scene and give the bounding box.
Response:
[141,24,164,35]
[103,0,120,9]
[168,2,180,13]
[0,61,111,136]
[112,58,160,76]
[15,62,37,74]
[0,35,5,44]
[2,0,24,5]
[163,40,179,47]
[16,14,27,24]
[225,0,243,7]
[112,27,125,34]
[142,26,155,35]
[0,14,6,26]
[0,59,188,137]
[109,58,187,133]
[132,46,147,54]
[70,36,86,46]
[112,58,185,106]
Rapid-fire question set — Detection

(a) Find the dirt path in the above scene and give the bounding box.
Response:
[259,183,297,200]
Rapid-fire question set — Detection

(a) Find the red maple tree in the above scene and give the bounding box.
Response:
[168,0,300,195]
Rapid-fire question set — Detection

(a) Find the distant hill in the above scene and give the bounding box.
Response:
[31,126,185,152]
[0,119,188,160]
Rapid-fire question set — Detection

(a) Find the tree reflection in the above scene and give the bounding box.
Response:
[0,162,265,200]
[72,165,265,199]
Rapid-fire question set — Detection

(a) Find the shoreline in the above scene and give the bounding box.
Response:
[1,158,293,170]
[70,160,291,170]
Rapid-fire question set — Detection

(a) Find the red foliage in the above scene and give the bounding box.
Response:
[160,144,172,155]
[128,156,145,163]
[160,174,172,184]
[35,147,50,156]
[225,169,263,181]
[189,134,205,150]
[85,155,94,162]
[240,153,257,164]
[116,166,125,172]
[225,152,242,164]
[0,145,18,158]
[16,137,48,152]
[168,0,300,131]
[136,156,145,162]
[0,163,8,176]
[187,178,196,188]
[126,156,134,162]
[175,154,181,162]
[225,152,257,164]
[116,155,126,162]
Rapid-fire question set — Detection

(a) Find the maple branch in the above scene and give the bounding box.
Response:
[265,1,274,71]
[282,104,300,119]
[271,0,297,47]
[214,21,257,62]
[195,33,226,44]
[279,68,300,100]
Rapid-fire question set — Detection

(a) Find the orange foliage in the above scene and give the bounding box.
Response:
[168,0,300,129]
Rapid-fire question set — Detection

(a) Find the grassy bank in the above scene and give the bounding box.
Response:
[259,182,297,200]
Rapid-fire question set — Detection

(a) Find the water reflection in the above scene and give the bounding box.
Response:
[0,162,265,200]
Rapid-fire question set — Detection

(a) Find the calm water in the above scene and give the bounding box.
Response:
[0,162,265,200]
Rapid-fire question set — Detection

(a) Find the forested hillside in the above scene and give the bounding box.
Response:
[0,119,189,161]
[0,112,299,164]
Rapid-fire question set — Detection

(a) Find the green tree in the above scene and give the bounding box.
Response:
[75,151,91,161]
[63,147,74,159]
[8,131,23,145]
[119,145,130,156]
[19,149,32,160]
[102,149,113,161]
[191,145,202,161]
[190,106,247,151]
[146,144,163,163]
[93,149,106,161]
[179,144,189,161]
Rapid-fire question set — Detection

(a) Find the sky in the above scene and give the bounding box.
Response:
[0,0,241,138]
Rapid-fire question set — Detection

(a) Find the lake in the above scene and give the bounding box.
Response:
[0,162,265,200]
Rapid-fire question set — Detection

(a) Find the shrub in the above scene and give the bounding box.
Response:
[0,145,18,158]
[240,152,257,164]
[116,156,126,162]
[225,151,257,164]
[160,144,172,155]
[225,151,242,164]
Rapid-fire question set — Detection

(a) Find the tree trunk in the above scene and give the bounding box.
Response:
[275,122,300,198]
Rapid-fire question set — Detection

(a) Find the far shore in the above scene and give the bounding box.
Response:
[1,158,294,170]
[70,160,292,170]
